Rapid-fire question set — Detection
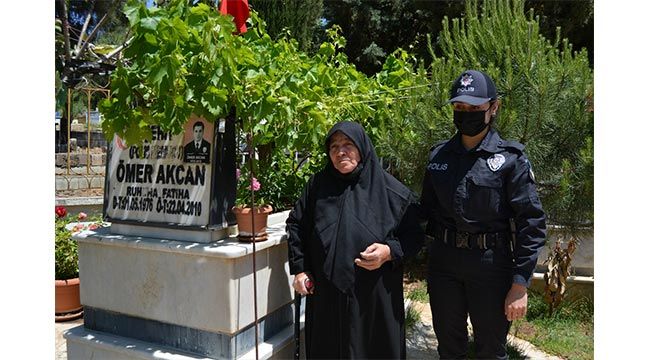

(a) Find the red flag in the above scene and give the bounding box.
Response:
[219,0,250,34]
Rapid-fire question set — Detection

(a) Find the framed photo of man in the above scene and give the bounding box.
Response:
[183,118,214,164]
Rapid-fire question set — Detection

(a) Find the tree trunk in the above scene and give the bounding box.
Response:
[75,0,97,57]
[56,0,72,64]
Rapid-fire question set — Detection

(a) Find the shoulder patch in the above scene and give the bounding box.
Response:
[428,140,448,162]
[429,140,448,152]
[525,159,536,183]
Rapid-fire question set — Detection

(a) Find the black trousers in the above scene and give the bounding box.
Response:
[427,241,513,360]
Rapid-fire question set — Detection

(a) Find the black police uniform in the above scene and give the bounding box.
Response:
[420,128,546,359]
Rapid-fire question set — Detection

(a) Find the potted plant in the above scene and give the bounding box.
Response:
[232,167,273,242]
[55,206,105,321]
[55,206,83,321]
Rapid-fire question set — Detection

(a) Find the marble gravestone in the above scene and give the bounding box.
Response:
[104,114,236,242]
[64,114,302,359]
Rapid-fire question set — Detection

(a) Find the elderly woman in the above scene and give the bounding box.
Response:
[286,121,423,359]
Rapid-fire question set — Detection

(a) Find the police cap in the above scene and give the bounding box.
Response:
[448,69,497,105]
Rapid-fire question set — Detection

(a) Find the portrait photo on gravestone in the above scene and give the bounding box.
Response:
[183,119,213,164]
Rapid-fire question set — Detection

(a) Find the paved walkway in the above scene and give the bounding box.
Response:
[55,303,561,359]
[55,318,82,360]
[404,300,563,359]
[406,301,440,359]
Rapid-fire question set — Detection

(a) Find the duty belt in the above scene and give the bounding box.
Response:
[433,227,509,250]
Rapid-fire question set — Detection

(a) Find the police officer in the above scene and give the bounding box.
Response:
[420,69,546,359]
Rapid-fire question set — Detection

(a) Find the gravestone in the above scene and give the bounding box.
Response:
[104,114,237,241]
[64,113,300,359]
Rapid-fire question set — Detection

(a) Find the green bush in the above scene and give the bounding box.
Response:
[255,149,326,212]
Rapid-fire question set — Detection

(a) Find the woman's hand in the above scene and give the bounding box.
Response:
[354,243,392,270]
[293,272,314,295]
[504,283,528,321]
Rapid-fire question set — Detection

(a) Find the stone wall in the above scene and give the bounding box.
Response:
[55,152,106,168]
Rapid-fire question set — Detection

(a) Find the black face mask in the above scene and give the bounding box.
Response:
[453,109,489,136]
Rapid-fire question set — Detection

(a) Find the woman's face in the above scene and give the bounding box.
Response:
[328,131,361,174]
[452,100,498,125]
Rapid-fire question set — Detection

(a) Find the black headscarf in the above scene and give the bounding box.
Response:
[312,121,414,294]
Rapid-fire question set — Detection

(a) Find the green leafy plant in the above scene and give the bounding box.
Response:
[55,206,79,280]
[98,0,415,215]
[235,166,267,208]
[55,206,106,280]
[255,150,326,212]
[99,0,405,172]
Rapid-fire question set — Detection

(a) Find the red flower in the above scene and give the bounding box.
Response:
[55,206,67,218]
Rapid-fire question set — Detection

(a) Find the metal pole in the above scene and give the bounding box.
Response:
[249,126,259,360]
[294,292,301,360]
[87,88,92,175]
[67,88,72,176]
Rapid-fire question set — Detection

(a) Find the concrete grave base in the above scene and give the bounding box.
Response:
[64,312,305,360]
[66,210,304,359]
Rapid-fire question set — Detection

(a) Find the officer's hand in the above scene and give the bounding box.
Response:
[504,284,528,321]
[292,272,314,296]
[354,243,392,270]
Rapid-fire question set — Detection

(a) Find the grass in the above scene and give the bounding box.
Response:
[511,290,594,360]
[405,281,428,302]
[404,280,426,331]
[405,304,421,330]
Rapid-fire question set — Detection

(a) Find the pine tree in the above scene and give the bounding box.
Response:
[321,0,593,75]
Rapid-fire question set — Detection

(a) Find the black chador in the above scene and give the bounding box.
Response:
[286,121,423,359]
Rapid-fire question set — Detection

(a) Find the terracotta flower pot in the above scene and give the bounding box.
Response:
[232,205,273,242]
[55,278,83,321]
